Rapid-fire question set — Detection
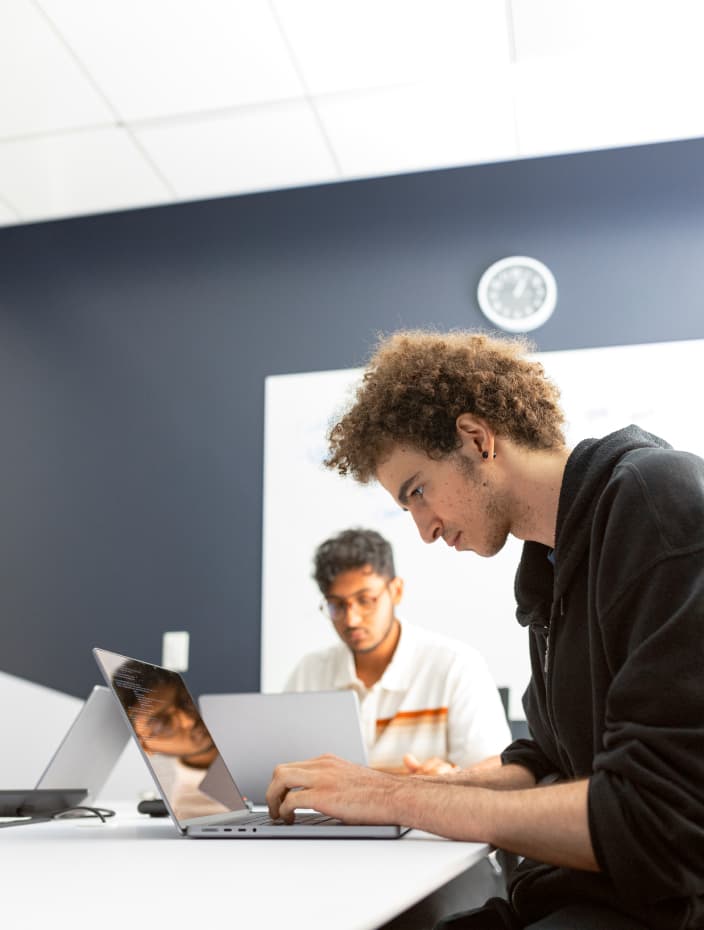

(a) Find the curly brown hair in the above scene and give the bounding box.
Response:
[325,330,566,482]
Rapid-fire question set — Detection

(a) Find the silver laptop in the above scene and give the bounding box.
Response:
[199,691,367,806]
[36,685,129,803]
[93,647,408,839]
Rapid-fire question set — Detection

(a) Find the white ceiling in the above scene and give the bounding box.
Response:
[2,0,704,228]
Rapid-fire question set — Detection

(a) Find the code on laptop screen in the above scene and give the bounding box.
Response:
[95,649,248,824]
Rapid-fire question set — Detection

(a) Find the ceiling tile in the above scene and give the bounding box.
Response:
[37,0,305,121]
[133,101,339,200]
[511,0,704,61]
[509,0,595,59]
[316,77,517,179]
[0,198,20,226]
[0,127,172,224]
[273,0,510,95]
[514,54,704,158]
[0,0,113,137]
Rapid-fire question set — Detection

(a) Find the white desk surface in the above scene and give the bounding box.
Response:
[1,802,488,930]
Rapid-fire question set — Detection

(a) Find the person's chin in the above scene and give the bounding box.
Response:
[476,537,509,558]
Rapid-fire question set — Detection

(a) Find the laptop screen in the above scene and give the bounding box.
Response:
[94,648,248,826]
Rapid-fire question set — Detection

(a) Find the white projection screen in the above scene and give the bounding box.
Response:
[261,339,704,720]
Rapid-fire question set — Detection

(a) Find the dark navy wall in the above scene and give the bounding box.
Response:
[1,137,703,697]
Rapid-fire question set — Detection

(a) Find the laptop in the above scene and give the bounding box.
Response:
[37,685,129,803]
[93,647,408,839]
[199,690,367,806]
[1,684,130,821]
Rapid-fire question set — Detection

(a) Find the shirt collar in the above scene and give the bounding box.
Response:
[377,620,415,691]
[329,620,415,692]
[330,643,360,690]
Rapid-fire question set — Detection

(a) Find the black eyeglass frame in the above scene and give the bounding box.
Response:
[318,580,394,623]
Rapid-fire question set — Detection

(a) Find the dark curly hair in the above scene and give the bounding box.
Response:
[325,330,565,482]
[314,528,396,594]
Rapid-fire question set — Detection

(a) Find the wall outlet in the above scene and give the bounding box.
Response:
[162,631,190,671]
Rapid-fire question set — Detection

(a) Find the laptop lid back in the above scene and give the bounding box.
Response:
[93,648,249,831]
[199,691,367,806]
[36,685,129,803]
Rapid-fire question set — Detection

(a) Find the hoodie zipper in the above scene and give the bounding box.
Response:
[510,600,563,911]
[544,595,564,678]
[542,596,569,779]
[543,623,551,675]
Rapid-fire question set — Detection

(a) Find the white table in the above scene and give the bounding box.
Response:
[0,802,489,930]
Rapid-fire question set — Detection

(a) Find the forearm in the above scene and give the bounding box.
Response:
[267,756,594,870]
[389,776,598,872]
[418,757,537,790]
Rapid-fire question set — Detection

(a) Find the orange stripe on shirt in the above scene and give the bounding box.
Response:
[376,706,448,735]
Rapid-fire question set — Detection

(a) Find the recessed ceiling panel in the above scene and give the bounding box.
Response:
[134,101,338,199]
[0,127,172,223]
[0,0,114,137]
[273,0,510,95]
[0,197,20,226]
[514,54,704,159]
[316,76,516,178]
[37,0,306,121]
[511,0,704,61]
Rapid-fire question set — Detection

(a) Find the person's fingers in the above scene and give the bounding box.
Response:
[278,788,315,822]
[275,793,296,824]
[266,762,307,818]
[404,753,446,774]
[267,756,357,820]
[405,756,456,775]
[419,756,449,773]
[266,781,284,819]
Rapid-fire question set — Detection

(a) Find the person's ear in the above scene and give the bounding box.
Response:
[455,413,494,460]
[388,576,404,606]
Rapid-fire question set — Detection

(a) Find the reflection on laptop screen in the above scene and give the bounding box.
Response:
[99,651,247,824]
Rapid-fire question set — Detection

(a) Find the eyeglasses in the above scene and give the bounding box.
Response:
[132,692,202,740]
[319,584,391,623]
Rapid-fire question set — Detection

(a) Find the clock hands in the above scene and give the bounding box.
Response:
[512,277,527,300]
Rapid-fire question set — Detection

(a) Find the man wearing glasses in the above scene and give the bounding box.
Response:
[285,528,510,776]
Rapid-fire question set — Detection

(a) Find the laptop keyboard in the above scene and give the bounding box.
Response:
[245,812,337,826]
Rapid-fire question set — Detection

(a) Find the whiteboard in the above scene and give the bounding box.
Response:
[261,338,704,719]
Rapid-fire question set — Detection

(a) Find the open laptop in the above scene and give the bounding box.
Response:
[94,647,408,839]
[36,685,129,803]
[199,691,367,806]
[1,685,128,821]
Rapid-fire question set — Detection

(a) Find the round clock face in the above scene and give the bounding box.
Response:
[476,256,557,333]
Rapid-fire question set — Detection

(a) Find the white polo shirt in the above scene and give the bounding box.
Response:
[285,621,511,773]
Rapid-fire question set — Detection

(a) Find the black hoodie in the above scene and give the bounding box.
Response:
[501,426,704,929]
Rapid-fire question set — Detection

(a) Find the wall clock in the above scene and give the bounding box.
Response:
[476,255,557,333]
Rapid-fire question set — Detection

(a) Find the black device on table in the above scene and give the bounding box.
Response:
[137,798,168,817]
[0,788,87,817]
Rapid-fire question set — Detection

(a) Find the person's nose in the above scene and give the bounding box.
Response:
[174,709,193,729]
[412,509,442,545]
[344,603,364,625]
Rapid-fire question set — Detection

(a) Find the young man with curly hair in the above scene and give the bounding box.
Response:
[267,330,704,930]
[286,527,510,775]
